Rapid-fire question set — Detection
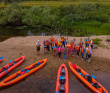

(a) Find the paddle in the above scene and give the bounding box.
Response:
[0,56,3,59]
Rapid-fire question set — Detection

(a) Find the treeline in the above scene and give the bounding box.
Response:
[0,3,110,36]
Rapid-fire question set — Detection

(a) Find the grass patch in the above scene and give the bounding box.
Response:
[92,38,102,45]
[106,39,110,42]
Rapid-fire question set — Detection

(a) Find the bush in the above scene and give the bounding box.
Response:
[92,38,102,45]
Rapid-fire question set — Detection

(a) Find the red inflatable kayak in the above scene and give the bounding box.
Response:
[68,62,108,93]
[0,56,26,78]
[0,59,47,87]
[56,63,69,93]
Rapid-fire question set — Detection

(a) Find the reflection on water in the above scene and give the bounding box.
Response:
[0,27,61,42]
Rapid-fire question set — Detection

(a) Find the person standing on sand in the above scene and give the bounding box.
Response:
[53,43,57,56]
[87,45,92,62]
[59,34,65,48]
[85,37,90,47]
[81,46,85,61]
[57,45,64,60]
[43,40,47,54]
[90,38,93,49]
[50,36,54,51]
[76,44,80,58]
[79,38,84,49]
[36,40,41,55]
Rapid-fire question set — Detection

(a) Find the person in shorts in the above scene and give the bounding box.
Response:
[36,40,41,55]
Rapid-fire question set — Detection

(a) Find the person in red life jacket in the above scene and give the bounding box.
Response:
[53,43,57,56]
[79,38,84,49]
[55,39,58,47]
[36,40,41,55]
[72,44,76,56]
[81,46,85,61]
[57,45,64,60]
[67,43,71,56]
[90,38,93,49]
[87,45,92,62]
[46,40,50,52]
[76,44,80,58]
[85,37,90,47]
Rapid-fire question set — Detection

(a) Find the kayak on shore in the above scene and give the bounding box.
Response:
[68,62,108,93]
[56,63,69,93]
[0,56,26,78]
[0,59,47,87]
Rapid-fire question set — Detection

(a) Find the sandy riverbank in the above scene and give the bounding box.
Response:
[0,35,110,93]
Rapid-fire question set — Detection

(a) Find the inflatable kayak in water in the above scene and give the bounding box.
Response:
[68,62,108,93]
[0,59,47,87]
[56,63,69,93]
[0,56,26,78]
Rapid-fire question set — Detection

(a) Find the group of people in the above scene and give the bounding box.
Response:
[36,35,93,62]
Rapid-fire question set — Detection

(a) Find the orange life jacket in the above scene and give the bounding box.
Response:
[37,43,40,47]
[58,47,62,52]
[73,45,76,49]
[50,38,54,42]
[87,49,91,54]
[53,46,56,50]
[81,48,84,52]
[55,40,58,45]
[86,39,89,44]
[62,37,64,42]
[58,42,61,47]
[70,42,73,46]
[79,41,83,45]
[77,46,80,50]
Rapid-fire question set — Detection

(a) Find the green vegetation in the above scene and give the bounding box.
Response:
[0,3,110,36]
[106,39,110,42]
[92,38,102,45]
[92,38,109,49]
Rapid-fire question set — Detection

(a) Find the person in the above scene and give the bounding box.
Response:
[85,37,90,47]
[73,38,77,45]
[72,44,76,56]
[58,41,61,48]
[81,46,85,61]
[59,34,65,48]
[90,38,93,49]
[87,46,92,62]
[76,44,80,58]
[43,40,47,54]
[55,39,58,47]
[50,36,54,51]
[67,43,71,56]
[36,40,41,55]
[57,45,64,60]
[53,43,57,56]
[79,38,84,49]
[86,45,89,60]
[47,40,50,53]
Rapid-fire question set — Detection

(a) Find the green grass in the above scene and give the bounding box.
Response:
[106,39,110,42]
[0,0,110,8]
[92,38,102,45]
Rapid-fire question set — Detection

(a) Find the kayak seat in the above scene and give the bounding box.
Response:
[76,69,81,72]
[35,62,41,67]
[17,73,21,77]
[13,61,16,63]
[60,84,65,93]
[87,75,92,83]
[60,78,65,84]
[61,67,65,77]
[92,83,100,88]
[2,67,6,72]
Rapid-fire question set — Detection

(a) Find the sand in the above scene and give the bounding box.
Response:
[0,35,110,93]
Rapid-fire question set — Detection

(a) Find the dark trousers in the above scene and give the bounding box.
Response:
[58,52,61,58]
[77,50,80,56]
[81,52,84,58]
[86,53,88,59]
